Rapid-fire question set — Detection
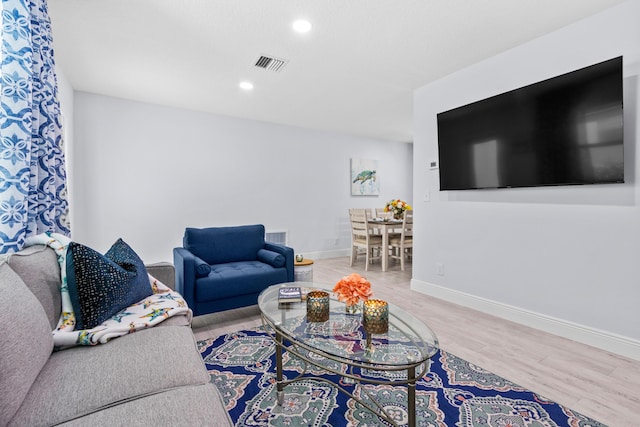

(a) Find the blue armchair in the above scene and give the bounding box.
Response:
[173,224,294,316]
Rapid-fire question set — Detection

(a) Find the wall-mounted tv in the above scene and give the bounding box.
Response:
[437,56,624,191]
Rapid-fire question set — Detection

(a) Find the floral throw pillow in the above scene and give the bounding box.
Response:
[66,238,153,330]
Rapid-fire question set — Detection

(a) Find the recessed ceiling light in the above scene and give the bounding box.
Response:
[239,81,254,90]
[292,19,312,33]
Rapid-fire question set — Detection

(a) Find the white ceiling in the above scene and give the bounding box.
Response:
[48,0,626,142]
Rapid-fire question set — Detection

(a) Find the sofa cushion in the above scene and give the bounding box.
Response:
[0,262,54,426]
[5,245,62,328]
[57,384,232,426]
[154,311,192,327]
[66,239,153,329]
[183,224,265,265]
[9,325,209,427]
[195,261,288,302]
[256,248,285,268]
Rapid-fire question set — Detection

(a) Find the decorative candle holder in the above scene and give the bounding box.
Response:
[363,299,389,334]
[306,290,330,322]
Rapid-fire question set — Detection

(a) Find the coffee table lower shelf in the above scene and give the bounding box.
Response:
[261,315,429,427]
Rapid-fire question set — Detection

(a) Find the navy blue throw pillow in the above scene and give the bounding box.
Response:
[66,239,153,330]
[256,249,285,268]
[194,257,212,278]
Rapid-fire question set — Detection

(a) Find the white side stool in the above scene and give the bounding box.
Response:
[294,259,314,282]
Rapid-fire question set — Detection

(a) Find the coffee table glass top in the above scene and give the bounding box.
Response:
[258,283,439,366]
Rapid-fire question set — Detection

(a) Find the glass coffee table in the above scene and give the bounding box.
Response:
[258,282,439,427]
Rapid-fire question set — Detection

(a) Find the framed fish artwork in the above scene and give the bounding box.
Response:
[351,158,379,196]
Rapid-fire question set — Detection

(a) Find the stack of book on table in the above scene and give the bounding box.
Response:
[278,286,302,304]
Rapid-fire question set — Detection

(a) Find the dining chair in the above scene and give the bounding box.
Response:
[349,208,383,271]
[388,210,413,270]
[374,208,391,219]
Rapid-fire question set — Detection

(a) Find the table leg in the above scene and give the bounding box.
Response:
[276,331,284,405]
[407,365,416,427]
[382,226,388,272]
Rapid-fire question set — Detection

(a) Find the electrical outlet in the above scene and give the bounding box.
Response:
[436,262,444,276]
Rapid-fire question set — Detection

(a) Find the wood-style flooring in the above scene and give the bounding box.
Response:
[192,256,640,426]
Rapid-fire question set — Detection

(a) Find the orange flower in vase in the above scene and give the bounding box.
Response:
[333,273,373,314]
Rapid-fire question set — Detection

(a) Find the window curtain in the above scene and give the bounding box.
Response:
[0,0,70,254]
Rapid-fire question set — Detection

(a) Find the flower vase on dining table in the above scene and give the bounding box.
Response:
[385,199,412,221]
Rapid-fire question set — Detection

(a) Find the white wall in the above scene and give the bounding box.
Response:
[71,92,413,263]
[413,0,640,358]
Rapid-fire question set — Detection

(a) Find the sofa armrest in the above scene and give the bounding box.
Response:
[146,262,175,290]
[264,243,295,282]
[173,247,198,310]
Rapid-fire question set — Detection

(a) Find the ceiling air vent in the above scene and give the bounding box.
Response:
[254,55,288,72]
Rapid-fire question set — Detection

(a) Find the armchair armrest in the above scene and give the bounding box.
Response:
[264,243,295,282]
[173,247,200,310]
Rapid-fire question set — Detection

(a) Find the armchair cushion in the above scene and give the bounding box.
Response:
[256,249,285,268]
[195,261,287,301]
[184,225,265,265]
[66,238,153,330]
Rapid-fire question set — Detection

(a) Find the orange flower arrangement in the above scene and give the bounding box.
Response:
[332,273,373,307]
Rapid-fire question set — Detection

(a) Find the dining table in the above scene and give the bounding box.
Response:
[369,217,403,272]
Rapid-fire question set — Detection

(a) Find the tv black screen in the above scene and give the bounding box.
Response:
[437,56,624,191]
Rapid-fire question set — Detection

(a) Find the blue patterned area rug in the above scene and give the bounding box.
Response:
[197,328,606,427]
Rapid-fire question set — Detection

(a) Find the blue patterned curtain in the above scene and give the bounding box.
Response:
[0,0,70,253]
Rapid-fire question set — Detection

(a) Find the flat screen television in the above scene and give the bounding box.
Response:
[437,56,624,191]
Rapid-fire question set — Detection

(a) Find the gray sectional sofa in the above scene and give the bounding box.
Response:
[0,245,231,427]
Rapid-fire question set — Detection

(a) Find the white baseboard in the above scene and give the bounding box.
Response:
[298,248,351,261]
[411,278,640,362]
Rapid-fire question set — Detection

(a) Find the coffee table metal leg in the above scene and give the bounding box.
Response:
[276,331,284,405]
[407,365,416,427]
